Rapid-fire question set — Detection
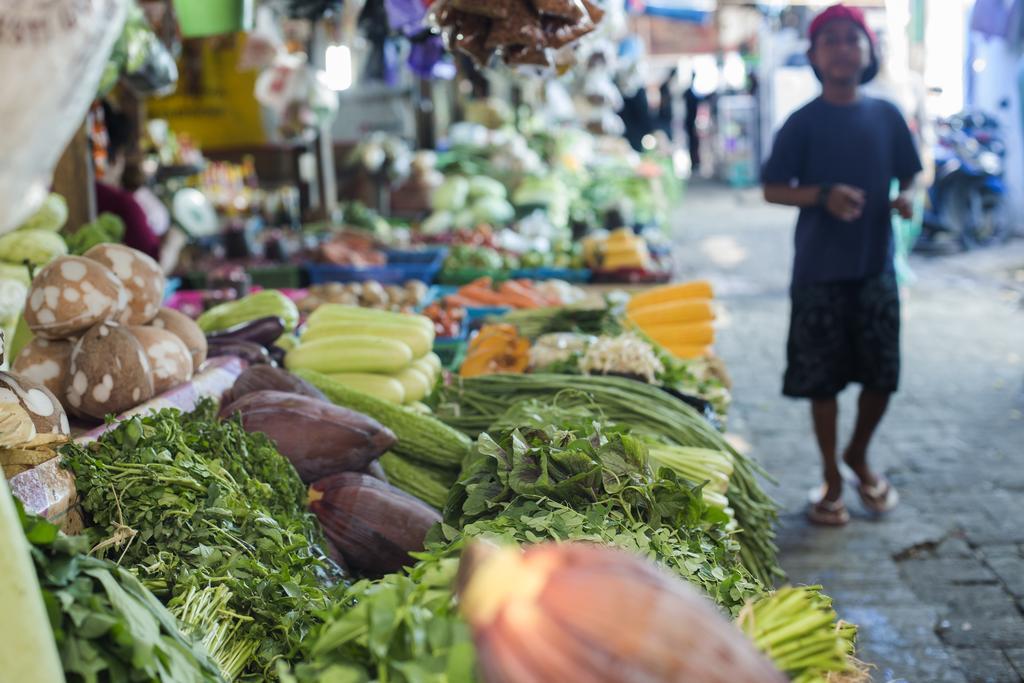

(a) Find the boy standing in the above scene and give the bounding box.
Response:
[762,4,922,525]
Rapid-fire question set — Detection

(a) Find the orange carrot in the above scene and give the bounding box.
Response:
[458,285,509,306]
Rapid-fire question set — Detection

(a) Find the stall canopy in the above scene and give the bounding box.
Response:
[628,0,716,23]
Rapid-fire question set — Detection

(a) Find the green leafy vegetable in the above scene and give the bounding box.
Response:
[16,496,223,682]
[64,213,126,255]
[61,400,345,679]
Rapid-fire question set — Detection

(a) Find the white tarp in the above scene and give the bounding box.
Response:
[0,0,128,235]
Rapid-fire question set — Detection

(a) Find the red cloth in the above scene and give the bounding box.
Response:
[809,3,876,46]
[95,182,162,261]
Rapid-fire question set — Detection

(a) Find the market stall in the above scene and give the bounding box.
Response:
[1,1,869,682]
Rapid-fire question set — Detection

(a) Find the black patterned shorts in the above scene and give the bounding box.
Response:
[783,272,901,399]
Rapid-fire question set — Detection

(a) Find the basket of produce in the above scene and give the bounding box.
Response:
[511,267,592,283]
[246,264,304,290]
[307,248,447,286]
[296,280,430,315]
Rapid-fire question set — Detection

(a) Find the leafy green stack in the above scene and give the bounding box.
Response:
[291,406,765,681]
[17,497,223,682]
[61,400,345,679]
[431,373,781,586]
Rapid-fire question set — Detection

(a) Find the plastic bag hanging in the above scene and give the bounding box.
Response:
[0,0,129,235]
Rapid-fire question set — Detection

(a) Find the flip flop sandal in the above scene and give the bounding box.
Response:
[857,477,899,514]
[806,486,850,527]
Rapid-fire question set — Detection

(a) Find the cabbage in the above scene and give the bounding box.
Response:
[452,209,476,229]
[0,230,67,267]
[421,211,454,236]
[471,197,515,226]
[16,193,67,233]
[468,176,507,201]
[431,176,470,212]
[0,263,31,288]
[0,279,27,322]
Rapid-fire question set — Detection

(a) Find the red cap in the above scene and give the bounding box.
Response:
[809,4,876,46]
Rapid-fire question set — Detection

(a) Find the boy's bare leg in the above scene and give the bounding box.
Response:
[842,389,890,487]
[811,397,842,501]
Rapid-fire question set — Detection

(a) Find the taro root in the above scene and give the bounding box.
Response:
[84,243,166,325]
[66,321,155,420]
[0,371,71,476]
[220,365,327,408]
[12,337,73,398]
[150,307,208,372]
[220,390,395,483]
[458,542,788,683]
[129,326,193,395]
[309,472,441,576]
[24,256,127,339]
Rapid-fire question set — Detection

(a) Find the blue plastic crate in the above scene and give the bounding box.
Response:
[306,247,448,285]
[509,267,592,283]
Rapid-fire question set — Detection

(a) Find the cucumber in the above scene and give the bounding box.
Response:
[286,335,413,374]
[394,366,430,404]
[307,304,434,336]
[303,321,432,358]
[412,356,439,386]
[326,373,406,404]
[420,352,443,374]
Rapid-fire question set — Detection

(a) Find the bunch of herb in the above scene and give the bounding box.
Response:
[16,496,224,683]
[442,404,761,611]
[444,407,727,533]
[61,401,345,680]
[285,554,474,683]
[433,375,780,586]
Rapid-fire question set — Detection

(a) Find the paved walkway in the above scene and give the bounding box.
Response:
[672,182,1024,683]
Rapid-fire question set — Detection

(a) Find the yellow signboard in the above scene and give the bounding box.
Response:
[148,34,266,149]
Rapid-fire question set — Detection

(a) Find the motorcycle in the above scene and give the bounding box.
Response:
[920,111,1010,251]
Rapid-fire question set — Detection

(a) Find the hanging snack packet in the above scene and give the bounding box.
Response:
[450,0,512,20]
[531,0,585,21]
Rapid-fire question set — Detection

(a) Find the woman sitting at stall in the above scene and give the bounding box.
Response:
[95,101,186,274]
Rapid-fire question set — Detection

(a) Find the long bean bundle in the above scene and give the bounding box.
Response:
[433,373,782,585]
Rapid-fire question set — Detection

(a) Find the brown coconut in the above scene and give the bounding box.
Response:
[129,326,193,395]
[12,337,73,399]
[149,307,207,372]
[84,243,166,325]
[24,256,127,340]
[66,321,154,420]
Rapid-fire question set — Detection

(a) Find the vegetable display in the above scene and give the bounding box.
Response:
[3,258,870,683]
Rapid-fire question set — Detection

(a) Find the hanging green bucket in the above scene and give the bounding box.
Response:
[173,0,254,38]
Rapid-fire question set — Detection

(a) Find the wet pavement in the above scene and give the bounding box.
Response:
[672,181,1024,682]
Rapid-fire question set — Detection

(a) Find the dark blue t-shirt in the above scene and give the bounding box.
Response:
[762,96,922,286]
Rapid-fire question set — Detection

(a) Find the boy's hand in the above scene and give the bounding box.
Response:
[891,194,914,220]
[825,184,866,222]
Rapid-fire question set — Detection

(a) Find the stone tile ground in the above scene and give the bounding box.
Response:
[672,182,1024,682]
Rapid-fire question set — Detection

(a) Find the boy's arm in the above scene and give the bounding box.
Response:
[763,184,821,208]
[891,175,919,220]
[765,183,867,222]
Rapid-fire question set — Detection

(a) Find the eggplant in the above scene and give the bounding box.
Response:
[221,365,328,407]
[268,345,287,367]
[362,459,388,483]
[219,390,396,483]
[206,316,286,348]
[309,472,440,576]
[206,339,274,366]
